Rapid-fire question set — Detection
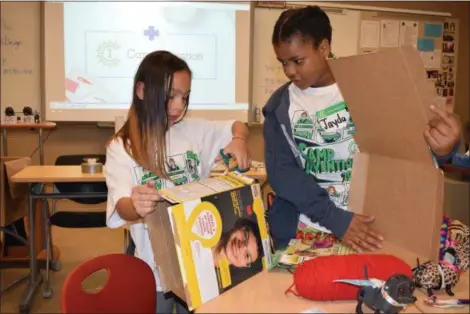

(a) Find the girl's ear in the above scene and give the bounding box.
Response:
[319,39,331,59]
[136,81,144,100]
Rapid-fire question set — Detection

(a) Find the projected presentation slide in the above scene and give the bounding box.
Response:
[49,2,250,111]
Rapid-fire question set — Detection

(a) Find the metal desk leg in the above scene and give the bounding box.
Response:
[38,128,44,165]
[18,184,43,314]
[2,129,7,156]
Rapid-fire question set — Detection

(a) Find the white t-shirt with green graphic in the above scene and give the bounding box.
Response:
[105,118,234,291]
[288,83,358,233]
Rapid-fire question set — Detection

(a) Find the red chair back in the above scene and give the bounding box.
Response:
[62,253,156,313]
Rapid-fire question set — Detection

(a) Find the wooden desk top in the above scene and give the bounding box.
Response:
[11,165,267,185]
[10,165,105,183]
[0,122,57,129]
[196,241,469,313]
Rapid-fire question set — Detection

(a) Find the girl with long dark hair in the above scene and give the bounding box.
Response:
[105,50,251,313]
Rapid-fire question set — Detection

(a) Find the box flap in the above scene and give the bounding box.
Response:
[328,47,436,167]
[159,173,255,204]
[144,202,187,302]
[348,152,443,261]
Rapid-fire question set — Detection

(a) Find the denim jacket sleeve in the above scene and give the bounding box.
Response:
[263,113,354,238]
[433,140,461,166]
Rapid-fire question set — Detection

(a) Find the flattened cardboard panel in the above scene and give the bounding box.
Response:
[347,153,369,215]
[328,47,435,167]
[350,153,442,261]
[145,203,186,302]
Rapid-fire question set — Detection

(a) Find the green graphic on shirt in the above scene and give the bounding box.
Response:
[315,102,349,143]
[297,144,353,182]
[136,150,201,189]
[323,183,350,208]
[326,185,341,202]
[140,171,163,189]
[293,112,314,140]
[185,150,200,181]
[346,117,356,135]
[292,101,357,145]
[292,98,359,230]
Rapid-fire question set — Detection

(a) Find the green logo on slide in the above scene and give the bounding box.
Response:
[96,40,120,68]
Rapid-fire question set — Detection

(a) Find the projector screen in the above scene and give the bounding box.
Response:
[42,2,252,122]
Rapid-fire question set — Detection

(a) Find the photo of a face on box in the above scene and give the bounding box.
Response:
[212,217,263,268]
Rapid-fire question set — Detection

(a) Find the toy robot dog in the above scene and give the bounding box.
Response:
[334,266,416,314]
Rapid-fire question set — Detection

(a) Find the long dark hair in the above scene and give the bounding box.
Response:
[112,51,191,179]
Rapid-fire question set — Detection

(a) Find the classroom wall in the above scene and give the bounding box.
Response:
[1,1,469,166]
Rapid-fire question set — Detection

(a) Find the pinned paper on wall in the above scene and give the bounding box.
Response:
[380,20,400,47]
[424,23,443,37]
[417,38,435,52]
[399,21,418,48]
[360,20,380,48]
[420,49,441,69]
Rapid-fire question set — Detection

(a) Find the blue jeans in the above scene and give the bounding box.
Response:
[156,292,189,314]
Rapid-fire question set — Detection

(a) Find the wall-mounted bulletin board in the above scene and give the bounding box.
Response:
[356,12,459,111]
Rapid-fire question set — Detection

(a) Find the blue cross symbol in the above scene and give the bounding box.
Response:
[144,26,159,41]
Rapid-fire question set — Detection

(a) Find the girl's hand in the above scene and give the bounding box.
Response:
[425,105,461,157]
[220,138,252,170]
[341,214,384,253]
[131,180,161,218]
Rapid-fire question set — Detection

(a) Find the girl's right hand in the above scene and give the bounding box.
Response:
[341,213,384,253]
[131,180,162,218]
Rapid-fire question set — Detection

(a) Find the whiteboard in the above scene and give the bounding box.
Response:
[0,2,41,113]
[252,7,361,119]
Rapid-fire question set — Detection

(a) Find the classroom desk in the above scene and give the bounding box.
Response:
[0,123,56,286]
[196,241,470,313]
[11,165,106,314]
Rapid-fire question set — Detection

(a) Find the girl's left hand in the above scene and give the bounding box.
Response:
[219,138,251,170]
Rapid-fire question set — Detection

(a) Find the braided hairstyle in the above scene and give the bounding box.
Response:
[272,6,332,50]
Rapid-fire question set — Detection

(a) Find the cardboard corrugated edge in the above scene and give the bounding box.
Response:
[144,202,187,302]
[348,152,369,215]
[431,170,445,260]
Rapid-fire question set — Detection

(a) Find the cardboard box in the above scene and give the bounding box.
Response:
[327,46,444,262]
[144,173,272,311]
